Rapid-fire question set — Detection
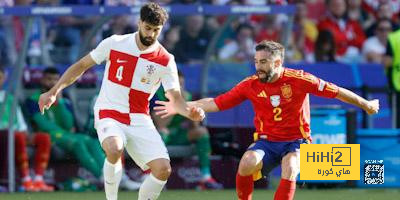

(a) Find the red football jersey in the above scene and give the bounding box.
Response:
[214,68,339,142]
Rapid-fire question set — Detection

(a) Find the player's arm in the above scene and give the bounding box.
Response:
[38,55,97,114]
[301,72,379,115]
[335,87,379,115]
[155,80,248,117]
[164,89,205,122]
[188,98,220,112]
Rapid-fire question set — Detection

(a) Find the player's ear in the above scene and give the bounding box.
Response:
[274,58,281,68]
[138,20,143,29]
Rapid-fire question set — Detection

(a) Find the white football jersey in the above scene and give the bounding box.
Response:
[90,32,180,126]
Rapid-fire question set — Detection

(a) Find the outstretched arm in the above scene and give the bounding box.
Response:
[335,87,379,115]
[188,98,220,112]
[38,54,96,114]
[162,89,205,121]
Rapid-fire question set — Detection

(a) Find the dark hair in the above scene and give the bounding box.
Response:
[0,67,4,74]
[140,2,168,26]
[314,30,336,62]
[255,40,285,60]
[43,67,60,75]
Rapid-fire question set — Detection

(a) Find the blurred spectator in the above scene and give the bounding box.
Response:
[0,67,53,192]
[347,0,374,29]
[161,26,180,53]
[102,16,136,38]
[288,1,318,62]
[47,0,99,64]
[362,0,400,23]
[314,30,336,62]
[152,71,223,190]
[174,15,211,64]
[303,0,326,21]
[318,0,366,61]
[254,15,280,43]
[362,18,392,63]
[25,67,106,179]
[218,23,255,62]
[365,2,400,37]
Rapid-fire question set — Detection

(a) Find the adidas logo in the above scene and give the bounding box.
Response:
[257,90,267,98]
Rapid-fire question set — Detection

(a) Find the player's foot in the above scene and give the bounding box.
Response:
[21,180,38,192]
[33,180,54,192]
[197,178,223,190]
[120,173,141,191]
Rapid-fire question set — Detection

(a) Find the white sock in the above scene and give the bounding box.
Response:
[138,173,167,200]
[103,159,123,200]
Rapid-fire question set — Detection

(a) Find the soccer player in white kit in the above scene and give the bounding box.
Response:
[38,3,205,200]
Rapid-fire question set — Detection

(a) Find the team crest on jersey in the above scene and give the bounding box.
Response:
[270,95,280,107]
[281,84,292,99]
[146,65,155,75]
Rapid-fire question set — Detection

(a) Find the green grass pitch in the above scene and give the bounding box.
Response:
[0,189,399,200]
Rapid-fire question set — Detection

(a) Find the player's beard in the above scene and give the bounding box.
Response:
[139,29,156,47]
[257,69,275,83]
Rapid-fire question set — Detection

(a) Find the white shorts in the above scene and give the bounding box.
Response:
[95,118,169,171]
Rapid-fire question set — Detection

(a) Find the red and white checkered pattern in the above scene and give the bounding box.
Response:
[90,32,179,126]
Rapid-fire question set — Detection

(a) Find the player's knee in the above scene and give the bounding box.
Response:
[151,162,171,181]
[102,137,123,163]
[238,152,258,176]
[281,153,300,180]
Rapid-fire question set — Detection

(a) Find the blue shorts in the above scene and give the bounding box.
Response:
[247,138,309,175]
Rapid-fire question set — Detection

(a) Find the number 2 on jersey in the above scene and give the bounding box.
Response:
[116,66,124,81]
[273,107,282,121]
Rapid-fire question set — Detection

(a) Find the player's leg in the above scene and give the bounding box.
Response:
[124,124,170,200]
[236,150,263,200]
[14,132,36,191]
[273,152,299,200]
[187,126,223,189]
[138,158,171,200]
[97,120,127,200]
[273,139,304,200]
[32,132,54,192]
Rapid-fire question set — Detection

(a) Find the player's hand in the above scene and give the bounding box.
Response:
[365,99,379,115]
[188,106,205,122]
[38,91,57,115]
[154,100,177,118]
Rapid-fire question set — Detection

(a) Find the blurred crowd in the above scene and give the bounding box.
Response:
[0,0,399,67]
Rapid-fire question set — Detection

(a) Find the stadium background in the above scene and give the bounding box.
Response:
[0,0,399,199]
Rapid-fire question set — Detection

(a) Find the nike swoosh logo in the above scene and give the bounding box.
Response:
[116,59,127,63]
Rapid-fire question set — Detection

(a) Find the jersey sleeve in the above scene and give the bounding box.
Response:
[161,55,180,91]
[300,72,339,98]
[89,35,114,65]
[214,80,248,111]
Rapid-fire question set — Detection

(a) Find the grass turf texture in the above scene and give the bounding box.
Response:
[0,189,398,200]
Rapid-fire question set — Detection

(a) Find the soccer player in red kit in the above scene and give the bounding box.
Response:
[155,40,379,200]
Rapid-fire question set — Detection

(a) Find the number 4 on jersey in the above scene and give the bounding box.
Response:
[116,66,124,81]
